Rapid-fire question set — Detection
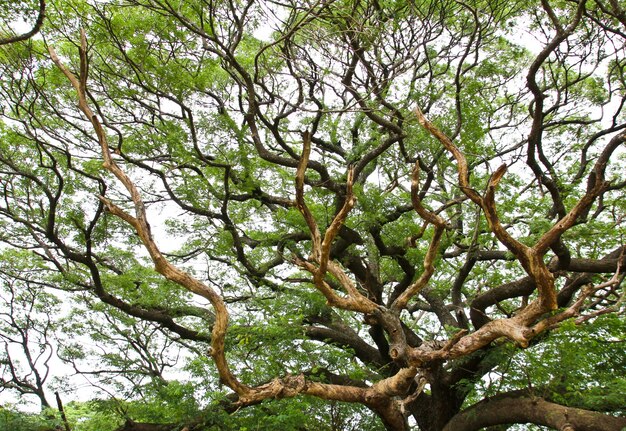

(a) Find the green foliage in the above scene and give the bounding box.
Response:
[469,315,626,414]
[203,397,382,431]
[0,407,59,431]
[0,0,625,430]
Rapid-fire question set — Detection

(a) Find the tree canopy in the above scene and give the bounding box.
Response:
[0,0,625,430]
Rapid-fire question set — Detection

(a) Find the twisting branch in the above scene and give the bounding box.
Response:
[294,131,376,313]
[528,269,623,335]
[391,161,447,311]
[295,131,322,259]
[530,249,625,333]
[320,167,355,275]
[413,108,557,308]
[414,108,531,265]
[525,0,587,220]
[0,0,46,46]
[414,107,482,205]
[409,159,447,228]
[410,107,570,357]
[412,100,625,360]
[47,30,248,395]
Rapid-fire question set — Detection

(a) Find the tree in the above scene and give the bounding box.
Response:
[0,0,625,430]
[0,251,57,410]
[0,0,46,46]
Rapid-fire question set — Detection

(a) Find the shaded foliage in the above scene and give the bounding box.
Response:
[0,0,625,430]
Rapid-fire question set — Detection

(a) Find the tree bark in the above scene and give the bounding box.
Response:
[409,380,465,431]
[55,392,72,431]
[443,393,626,431]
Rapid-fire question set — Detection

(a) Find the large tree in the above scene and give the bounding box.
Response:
[0,0,625,430]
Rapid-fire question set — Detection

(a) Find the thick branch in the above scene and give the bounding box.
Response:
[415,108,556,312]
[443,392,626,431]
[294,132,376,313]
[48,31,246,395]
[391,161,446,311]
[414,107,481,205]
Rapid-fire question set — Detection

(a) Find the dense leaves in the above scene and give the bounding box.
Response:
[0,0,625,430]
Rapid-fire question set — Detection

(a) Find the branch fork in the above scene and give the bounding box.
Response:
[49,29,247,396]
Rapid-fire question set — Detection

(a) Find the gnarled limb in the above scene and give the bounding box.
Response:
[391,160,447,311]
[48,30,247,395]
[443,391,626,431]
[295,131,377,314]
[413,107,625,354]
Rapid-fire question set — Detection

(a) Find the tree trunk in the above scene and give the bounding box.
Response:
[409,385,464,431]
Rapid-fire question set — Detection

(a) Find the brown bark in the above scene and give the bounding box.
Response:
[391,161,447,311]
[45,21,626,431]
[49,30,248,396]
[470,245,626,329]
[409,107,624,367]
[443,394,626,431]
[294,131,378,314]
[48,33,414,430]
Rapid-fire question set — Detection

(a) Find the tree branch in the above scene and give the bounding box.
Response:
[0,0,46,46]
[443,392,626,431]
